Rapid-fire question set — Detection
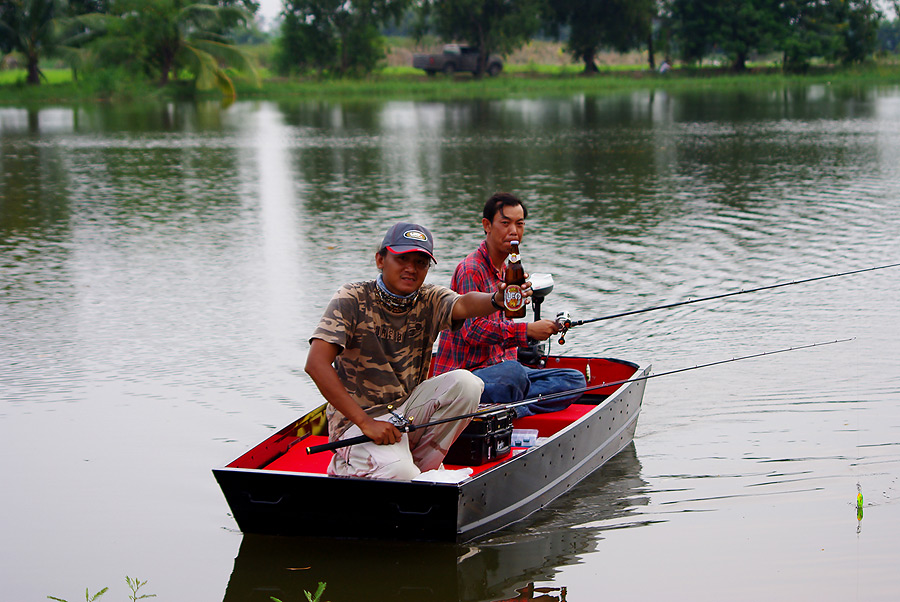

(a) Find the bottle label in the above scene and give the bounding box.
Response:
[504,285,525,312]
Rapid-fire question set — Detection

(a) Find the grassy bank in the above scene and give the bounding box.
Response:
[3,62,900,106]
[237,63,900,101]
[0,68,162,104]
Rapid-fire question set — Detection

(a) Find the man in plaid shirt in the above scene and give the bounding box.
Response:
[433,193,585,417]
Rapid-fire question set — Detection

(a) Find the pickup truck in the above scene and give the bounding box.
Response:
[412,44,503,76]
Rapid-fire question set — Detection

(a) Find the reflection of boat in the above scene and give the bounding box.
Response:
[222,445,647,602]
[213,355,648,543]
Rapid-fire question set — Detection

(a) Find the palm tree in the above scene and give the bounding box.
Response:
[1,0,109,84]
[0,0,62,84]
[100,0,259,97]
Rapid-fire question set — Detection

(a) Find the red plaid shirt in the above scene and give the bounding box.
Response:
[432,240,528,375]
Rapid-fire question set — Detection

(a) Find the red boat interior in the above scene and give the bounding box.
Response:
[227,357,637,477]
[262,402,596,476]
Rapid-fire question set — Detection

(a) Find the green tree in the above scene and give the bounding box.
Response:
[276,0,336,73]
[0,0,103,84]
[668,0,781,70]
[646,0,664,69]
[721,0,781,70]
[276,0,408,75]
[666,0,881,72]
[778,0,881,70]
[66,0,107,13]
[94,0,259,95]
[546,0,656,73]
[779,0,842,71]
[58,0,110,79]
[208,0,259,31]
[667,0,716,65]
[419,0,543,76]
[835,0,881,64]
[0,0,63,83]
[877,16,900,53]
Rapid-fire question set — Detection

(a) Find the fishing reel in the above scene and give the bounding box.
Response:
[387,405,412,432]
[555,311,573,345]
[516,274,581,361]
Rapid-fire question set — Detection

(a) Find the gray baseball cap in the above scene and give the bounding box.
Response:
[381,222,437,263]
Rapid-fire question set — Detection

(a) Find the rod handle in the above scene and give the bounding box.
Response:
[306,433,371,455]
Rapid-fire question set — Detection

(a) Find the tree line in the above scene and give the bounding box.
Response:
[0,0,260,92]
[276,0,892,76]
[1,0,897,91]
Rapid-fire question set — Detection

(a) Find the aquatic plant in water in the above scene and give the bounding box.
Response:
[271,581,328,602]
[47,576,155,602]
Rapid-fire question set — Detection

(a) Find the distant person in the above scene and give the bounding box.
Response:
[305,221,528,480]
[433,192,586,417]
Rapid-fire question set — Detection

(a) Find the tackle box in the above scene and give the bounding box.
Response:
[444,406,515,466]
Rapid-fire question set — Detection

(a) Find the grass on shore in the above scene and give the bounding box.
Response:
[2,62,900,105]
[238,62,900,101]
[0,69,74,85]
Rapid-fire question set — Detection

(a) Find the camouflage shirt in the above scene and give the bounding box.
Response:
[311,280,461,439]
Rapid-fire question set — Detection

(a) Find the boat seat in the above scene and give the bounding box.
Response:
[512,402,594,437]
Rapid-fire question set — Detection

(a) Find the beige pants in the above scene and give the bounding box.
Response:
[328,370,482,480]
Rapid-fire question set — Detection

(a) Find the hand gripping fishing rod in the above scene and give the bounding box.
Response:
[556,262,900,344]
[305,338,852,455]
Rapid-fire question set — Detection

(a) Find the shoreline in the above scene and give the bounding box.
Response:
[2,63,900,106]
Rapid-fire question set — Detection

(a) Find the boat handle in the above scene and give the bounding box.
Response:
[392,503,435,516]
[247,494,284,505]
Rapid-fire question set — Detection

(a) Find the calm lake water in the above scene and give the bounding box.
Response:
[2,84,900,601]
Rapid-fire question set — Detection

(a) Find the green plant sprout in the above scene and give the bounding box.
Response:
[125,576,156,601]
[48,587,108,602]
[270,581,328,602]
[48,577,155,602]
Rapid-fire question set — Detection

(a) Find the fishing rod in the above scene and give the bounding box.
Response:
[556,262,900,344]
[306,338,853,455]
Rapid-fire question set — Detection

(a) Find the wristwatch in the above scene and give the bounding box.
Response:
[490,291,503,310]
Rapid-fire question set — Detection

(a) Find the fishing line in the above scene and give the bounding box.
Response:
[854,339,862,598]
[307,338,854,455]
[555,262,900,343]
[855,350,862,529]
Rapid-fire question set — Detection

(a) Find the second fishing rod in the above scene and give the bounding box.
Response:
[306,338,851,455]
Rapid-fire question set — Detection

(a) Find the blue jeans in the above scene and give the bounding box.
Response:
[472,360,586,418]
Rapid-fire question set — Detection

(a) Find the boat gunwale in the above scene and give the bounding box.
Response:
[462,362,647,477]
[456,372,646,535]
[214,360,647,486]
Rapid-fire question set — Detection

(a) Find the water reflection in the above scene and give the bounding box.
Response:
[2,86,900,602]
[222,445,647,602]
[3,88,899,397]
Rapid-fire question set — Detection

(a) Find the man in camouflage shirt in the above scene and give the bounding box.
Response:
[306,222,522,480]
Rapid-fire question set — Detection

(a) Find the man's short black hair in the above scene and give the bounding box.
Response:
[483,192,528,224]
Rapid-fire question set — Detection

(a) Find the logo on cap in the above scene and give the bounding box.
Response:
[403,230,428,242]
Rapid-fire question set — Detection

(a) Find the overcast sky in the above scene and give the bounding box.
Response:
[257,0,281,26]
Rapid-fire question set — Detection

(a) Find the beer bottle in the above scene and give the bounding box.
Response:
[503,241,527,319]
